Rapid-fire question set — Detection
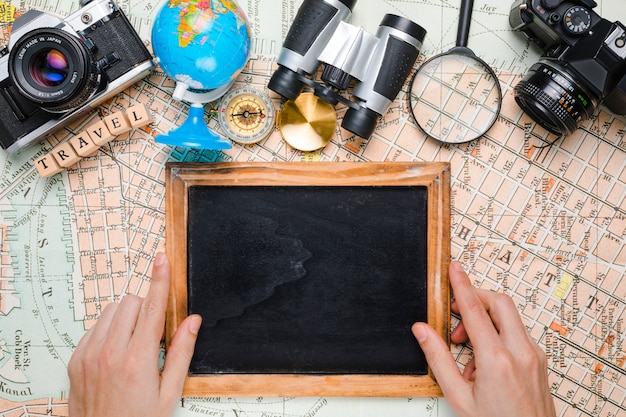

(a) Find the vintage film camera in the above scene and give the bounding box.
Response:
[0,0,154,154]
[509,0,626,137]
[268,0,426,139]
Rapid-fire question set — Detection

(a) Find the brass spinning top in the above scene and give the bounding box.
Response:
[278,93,336,151]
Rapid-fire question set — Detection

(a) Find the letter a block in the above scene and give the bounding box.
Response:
[69,131,99,157]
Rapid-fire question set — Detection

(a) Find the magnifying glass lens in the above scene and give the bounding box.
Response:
[410,53,501,144]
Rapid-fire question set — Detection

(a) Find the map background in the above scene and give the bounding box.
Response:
[0,0,625,416]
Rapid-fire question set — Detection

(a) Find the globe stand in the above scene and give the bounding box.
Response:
[155,81,234,149]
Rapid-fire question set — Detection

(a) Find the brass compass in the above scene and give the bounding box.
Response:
[278,93,336,152]
[218,87,276,144]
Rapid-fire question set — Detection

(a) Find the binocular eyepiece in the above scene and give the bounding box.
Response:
[268,0,426,139]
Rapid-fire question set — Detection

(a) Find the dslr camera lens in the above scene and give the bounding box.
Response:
[9,28,102,113]
[514,61,596,137]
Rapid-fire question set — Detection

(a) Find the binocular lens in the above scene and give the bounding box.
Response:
[30,49,69,87]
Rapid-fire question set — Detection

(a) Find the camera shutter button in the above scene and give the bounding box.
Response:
[541,0,562,9]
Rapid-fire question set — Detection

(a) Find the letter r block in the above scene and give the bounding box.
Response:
[52,142,82,168]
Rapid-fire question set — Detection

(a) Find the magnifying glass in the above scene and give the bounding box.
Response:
[409,0,502,144]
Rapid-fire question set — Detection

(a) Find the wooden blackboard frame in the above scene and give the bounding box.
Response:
[165,162,450,397]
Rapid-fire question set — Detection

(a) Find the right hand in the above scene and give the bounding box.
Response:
[412,261,556,417]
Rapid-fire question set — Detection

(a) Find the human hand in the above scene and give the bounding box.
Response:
[412,261,556,417]
[68,253,202,417]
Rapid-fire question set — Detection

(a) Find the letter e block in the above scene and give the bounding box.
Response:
[69,131,99,157]
[104,112,132,136]
[127,104,154,128]
[86,119,115,146]
[52,142,82,168]
[34,153,64,177]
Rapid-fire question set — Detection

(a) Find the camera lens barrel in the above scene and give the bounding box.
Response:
[8,28,102,113]
[513,61,597,137]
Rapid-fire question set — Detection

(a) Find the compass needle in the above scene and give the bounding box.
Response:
[218,87,276,144]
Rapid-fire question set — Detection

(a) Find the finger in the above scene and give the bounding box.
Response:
[104,294,143,351]
[412,322,469,398]
[79,302,119,354]
[468,288,529,348]
[451,320,468,344]
[448,262,500,351]
[132,253,170,352]
[160,314,202,406]
[462,355,476,381]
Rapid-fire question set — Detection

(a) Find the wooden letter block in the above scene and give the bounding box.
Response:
[86,120,115,146]
[52,142,82,168]
[127,104,154,128]
[69,131,99,157]
[34,154,64,177]
[104,112,132,136]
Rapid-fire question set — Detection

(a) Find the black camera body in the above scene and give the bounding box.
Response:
[268,0,426,139]
[509,0,626,137]
[0,0,154,154]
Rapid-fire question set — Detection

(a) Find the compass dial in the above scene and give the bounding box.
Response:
[218,87,276,144]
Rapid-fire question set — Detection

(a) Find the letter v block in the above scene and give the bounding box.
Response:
[85,119,115,146]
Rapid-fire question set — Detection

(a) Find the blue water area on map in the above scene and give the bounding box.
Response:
[0,165,84,401]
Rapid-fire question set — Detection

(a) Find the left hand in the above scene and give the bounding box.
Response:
[67,253,202,417]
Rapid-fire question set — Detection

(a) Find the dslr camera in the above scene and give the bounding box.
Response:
[0,0,154,154]
[509,0,626,137]
[268,0,426,139]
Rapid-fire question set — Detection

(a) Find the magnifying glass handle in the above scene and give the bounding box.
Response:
[456,0,474,48]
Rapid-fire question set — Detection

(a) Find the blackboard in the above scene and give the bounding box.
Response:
[165,162,450,397]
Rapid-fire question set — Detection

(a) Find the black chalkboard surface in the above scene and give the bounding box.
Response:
[165,162,450,397]
[187,185,428,375]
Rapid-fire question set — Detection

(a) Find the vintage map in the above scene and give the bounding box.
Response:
[0,0,625,416]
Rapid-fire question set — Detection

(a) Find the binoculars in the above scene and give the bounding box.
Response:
[268,0,426,139]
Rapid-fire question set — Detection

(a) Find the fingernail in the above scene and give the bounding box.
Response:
[189,315,202,335]
[450,261,464,272]
[413,323,427,343]
[154,252,166,266]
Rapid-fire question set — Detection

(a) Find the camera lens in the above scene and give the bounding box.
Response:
[9,28,102,113]
[30,49,69,87]
[514,61,597,137]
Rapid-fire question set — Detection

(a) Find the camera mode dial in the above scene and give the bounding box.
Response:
[563,6,592,35]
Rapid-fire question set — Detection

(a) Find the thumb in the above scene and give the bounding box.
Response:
[412,322,466,396]
[160,314,202,401]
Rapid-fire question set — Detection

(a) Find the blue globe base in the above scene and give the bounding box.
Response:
[156,105,231,150]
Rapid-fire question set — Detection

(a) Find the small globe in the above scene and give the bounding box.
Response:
[151,0,251,92]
